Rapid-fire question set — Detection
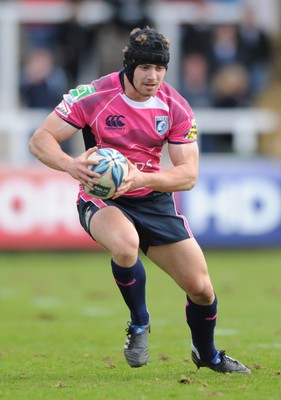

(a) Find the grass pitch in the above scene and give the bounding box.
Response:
[0,249,280,400]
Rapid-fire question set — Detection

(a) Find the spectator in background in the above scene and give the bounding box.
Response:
[56,0,97,88]
[181,23,212,58]
[180,53,212,108]
[180,21,253,153]
[199,62,250,153]
[208,24,242,74]
[20,48,68,108]
[238,7,272,97]
[208,18,272,101]
[20,47,72,153]
[179,51,215,153]
[211,63,250,108]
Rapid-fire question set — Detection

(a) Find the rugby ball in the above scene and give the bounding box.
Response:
[84,148,128,199]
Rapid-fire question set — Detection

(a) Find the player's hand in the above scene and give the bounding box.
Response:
[112,159,144,199]
[65,146,101,190]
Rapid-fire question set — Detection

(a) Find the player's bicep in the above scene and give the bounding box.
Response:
[36,111,78,142]
[168,142,199,168]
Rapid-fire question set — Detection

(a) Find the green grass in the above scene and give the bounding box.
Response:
[0,249,280,400]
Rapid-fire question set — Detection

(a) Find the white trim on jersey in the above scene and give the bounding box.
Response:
[120,93,169,111]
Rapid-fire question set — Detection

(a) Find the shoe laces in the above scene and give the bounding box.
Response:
[125,323,136,348]
[220,351,240,366]
[125,322,150,348]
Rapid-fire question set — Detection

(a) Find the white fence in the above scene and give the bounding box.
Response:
[0,108,277,164]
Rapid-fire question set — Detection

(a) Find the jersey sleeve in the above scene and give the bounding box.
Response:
[54,84,96,129]
[168,105,198,145]
[164,88,198,144]
[168,116,198,144]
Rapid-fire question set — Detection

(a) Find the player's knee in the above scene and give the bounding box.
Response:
[186,279,215,305]
[111,233,139,266]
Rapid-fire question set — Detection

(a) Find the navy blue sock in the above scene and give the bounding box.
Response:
[111,258,149,326]
[186,295,218,361]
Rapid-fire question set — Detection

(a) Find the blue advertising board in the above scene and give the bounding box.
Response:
[176,157,281,247]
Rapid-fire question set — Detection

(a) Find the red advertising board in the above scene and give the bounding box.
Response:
[2,158,280,250]
[0,167,99,250]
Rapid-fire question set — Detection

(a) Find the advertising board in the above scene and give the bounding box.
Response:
[0,157,280,249]
[176,157,281,247]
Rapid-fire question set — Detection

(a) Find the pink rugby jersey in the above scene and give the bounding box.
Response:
[55,70,197,198]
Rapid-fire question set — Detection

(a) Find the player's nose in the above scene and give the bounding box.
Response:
[147,68,158,80]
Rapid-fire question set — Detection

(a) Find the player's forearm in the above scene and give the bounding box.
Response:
[143,164,198,192]
[29,129,72,172]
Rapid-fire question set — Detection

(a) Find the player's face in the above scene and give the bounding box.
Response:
[131,64,166,100]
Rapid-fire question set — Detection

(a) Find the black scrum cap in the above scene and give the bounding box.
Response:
[123,27,170,87]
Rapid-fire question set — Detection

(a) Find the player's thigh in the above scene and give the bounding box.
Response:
[147,238,214,297]
[89,205,139,252]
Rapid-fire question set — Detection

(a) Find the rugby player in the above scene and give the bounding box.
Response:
[29,27,250,374]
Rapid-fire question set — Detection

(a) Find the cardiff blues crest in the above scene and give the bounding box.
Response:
[155,116,169,135]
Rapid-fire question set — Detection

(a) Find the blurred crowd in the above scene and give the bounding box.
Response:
[179,5,273,151]
[18,0,274,153]
[180,8,272,108]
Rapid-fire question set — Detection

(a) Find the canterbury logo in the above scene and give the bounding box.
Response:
[105,115,125,128]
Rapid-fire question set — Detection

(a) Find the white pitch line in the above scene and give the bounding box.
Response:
[32,296,63,308]
[80,306,111,317]
[215,329,238,336]
[254,343,281,349]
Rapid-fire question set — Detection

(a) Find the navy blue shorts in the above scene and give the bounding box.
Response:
[77,191,193,254]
